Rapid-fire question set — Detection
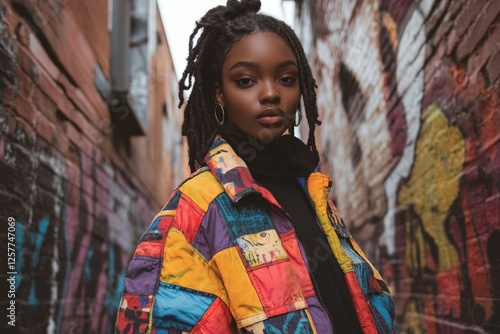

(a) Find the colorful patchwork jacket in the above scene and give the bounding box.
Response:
[115,135,395,333]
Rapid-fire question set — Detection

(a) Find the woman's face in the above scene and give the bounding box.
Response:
[216,31,300,140]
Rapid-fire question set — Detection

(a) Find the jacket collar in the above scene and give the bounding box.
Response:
[203,135,333,207]
[204,135,279,205]
[203,135,353,240]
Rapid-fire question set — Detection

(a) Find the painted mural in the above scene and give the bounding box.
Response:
[0,120,156,332]
[0,4,155,333]
[301,0,500,332]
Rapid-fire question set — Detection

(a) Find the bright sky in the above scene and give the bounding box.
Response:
[158,0,295,77]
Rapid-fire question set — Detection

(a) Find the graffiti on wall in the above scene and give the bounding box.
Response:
[307,0,500,332]
[1,1,175,332]
[382,1,500,331]
[0,117,154,333]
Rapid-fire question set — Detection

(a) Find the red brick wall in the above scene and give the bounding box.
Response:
[295,0,500,332]
[0,0,185,332]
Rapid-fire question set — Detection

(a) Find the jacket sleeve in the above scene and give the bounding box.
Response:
[115,189,237,334]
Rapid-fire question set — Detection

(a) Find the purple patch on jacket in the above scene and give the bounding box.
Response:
[192,200,234,261]
[124,257,161,295]
[267,206,294,234]
[306,296,334,333]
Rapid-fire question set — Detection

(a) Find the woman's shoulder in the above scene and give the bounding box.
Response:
[153,167,227,241]
[172,166,225,211]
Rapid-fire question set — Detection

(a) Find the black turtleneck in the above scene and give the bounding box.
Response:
[218,126,363,334]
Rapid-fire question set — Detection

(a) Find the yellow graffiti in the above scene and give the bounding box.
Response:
[399,104,465,271]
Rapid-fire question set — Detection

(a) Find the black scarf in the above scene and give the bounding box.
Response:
[217,126,317,179]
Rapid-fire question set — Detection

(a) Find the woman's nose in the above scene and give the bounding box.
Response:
[259,80,281,104]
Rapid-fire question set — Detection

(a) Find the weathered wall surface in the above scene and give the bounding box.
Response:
[295,0,499,332]
[0,0,186,332]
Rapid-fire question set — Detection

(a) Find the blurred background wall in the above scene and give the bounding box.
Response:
[0,0,187,332]
[294,0,499,332]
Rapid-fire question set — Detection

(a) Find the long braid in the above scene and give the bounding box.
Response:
[178,0,322,172]
[282,28,322,164]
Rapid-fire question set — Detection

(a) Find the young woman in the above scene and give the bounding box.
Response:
[115,1,394,333]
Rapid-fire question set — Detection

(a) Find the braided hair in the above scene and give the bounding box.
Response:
[178,0,322,172]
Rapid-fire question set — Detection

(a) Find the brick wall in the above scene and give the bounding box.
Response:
[0,0,186,332]
[295,0,499,332]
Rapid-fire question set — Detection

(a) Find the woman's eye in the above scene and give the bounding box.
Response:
[235,77,254,87]
[280,76,296,85]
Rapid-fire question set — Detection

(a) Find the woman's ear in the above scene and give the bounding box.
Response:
[215,83,224,106]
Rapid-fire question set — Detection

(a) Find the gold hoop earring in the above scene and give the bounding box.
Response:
[214,103,225,125]
[293,110,302,127]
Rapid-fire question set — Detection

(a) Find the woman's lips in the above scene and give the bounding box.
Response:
[257,115,284,125]
[257,108,286,126]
